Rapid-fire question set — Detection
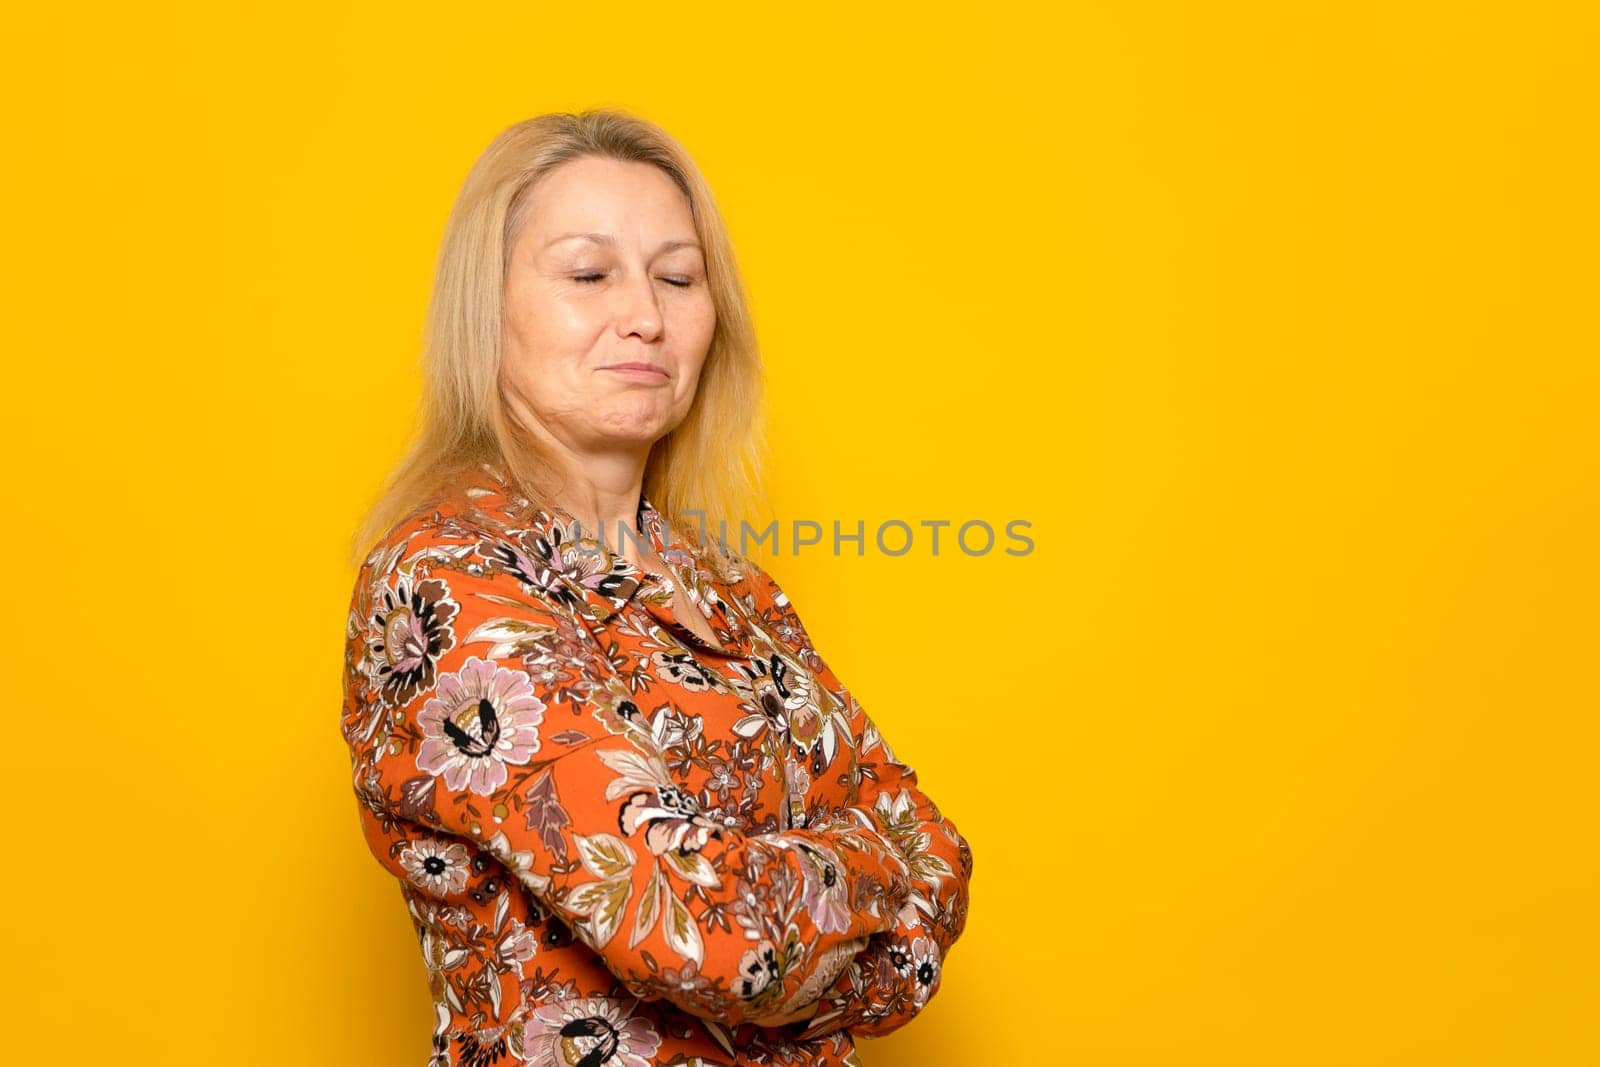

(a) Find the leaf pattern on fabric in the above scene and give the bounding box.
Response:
[340,463,972,1065]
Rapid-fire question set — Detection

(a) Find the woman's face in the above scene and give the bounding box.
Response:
[500,155,716,460]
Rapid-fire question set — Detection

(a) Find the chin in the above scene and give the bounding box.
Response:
[592,403,682,445]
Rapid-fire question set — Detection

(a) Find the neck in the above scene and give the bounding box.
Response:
[517,420,653,560]
[554,469,646,548]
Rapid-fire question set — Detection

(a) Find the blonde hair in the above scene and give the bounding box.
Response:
[350,109,767,578]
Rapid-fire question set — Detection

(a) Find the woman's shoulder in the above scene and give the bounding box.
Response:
[357,499,499,583]
[359,464,536,571]
[349,489,572,645]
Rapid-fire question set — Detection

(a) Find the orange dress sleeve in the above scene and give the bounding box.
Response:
[343,512,917,1033]
[740,563,975,1038]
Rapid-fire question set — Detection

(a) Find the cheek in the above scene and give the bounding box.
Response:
[502,293,607,395]
[507,289,605,354]
[672,296,718,373]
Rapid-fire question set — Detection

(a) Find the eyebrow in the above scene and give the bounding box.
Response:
[544,231,703,255]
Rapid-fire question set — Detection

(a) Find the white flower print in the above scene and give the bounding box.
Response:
[416,656,545,794]
[884,938,914,978]
[735,940,780,998]
[617,782,719,856]
[652,650,716,692]
[524,997,663,1067]
[600,745,723,856]
[784,754,812,805]
[399,837,471,897]
[648,702,704,749]
[494,915,538,967]
[910,935,941,1007]
[872,788,919,836]
[482,829,553,896]
[794,840,852,934]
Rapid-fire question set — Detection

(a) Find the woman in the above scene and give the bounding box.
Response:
[341,110,973,1067]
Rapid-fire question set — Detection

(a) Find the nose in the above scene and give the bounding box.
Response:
[614,267,664,342]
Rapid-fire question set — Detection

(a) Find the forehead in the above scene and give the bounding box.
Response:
[521,157,696,242]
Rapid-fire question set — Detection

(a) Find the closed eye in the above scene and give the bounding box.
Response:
[573,273,693,287]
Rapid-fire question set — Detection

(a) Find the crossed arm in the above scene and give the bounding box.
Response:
[344,523,930,1032]
[740,564,975,1038]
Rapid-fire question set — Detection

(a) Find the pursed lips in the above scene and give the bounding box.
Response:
[601,362,670,381]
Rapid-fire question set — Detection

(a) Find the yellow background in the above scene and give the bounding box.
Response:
[3,2,1595,1063]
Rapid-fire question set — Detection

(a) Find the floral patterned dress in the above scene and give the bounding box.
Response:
[340,462,973,1066]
